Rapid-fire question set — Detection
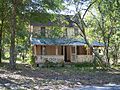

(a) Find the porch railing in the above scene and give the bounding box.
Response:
[35,55,64,63]
[71,55,93,63]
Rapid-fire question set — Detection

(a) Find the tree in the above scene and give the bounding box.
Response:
[9,0,17,69]
[8,0,64,69]
[0,0,9,63]
[110,31,120,65]
[64,0,106,69]
[65,0,120,69]
[89,0,120,65]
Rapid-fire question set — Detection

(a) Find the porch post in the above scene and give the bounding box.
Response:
[63,46,65,62]
[42,46,45,55]
[63,46,65,55]
[34,45,37,55]
[70,46,72,61]
[87,47,90,55]
[75,45,77,61]
[56,46,58,55]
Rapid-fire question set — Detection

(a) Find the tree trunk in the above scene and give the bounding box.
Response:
[83,35,106,69]
[0,20,3,63]
[73,14,107,69]
[9,0,17,69]
[0,0,5,63]
[113,44,119,65]
[93,55,97,70]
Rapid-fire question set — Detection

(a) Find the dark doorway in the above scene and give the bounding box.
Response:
[64,46,71,62]
[64,46,67,62]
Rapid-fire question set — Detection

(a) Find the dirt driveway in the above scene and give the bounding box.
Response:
[0,63,120,89]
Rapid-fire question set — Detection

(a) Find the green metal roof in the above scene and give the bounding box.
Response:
[31,38,104,46]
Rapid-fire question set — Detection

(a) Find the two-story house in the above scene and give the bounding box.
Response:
[30,14,104,64]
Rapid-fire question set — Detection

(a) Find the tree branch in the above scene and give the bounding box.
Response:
[82,0,97,20]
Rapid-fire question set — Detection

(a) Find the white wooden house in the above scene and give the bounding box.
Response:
[30,15,104,64]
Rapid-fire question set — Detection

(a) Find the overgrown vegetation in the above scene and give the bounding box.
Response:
[0,0,119,70]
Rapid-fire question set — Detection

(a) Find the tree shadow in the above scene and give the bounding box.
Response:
[15,63,120,85]
[0,62,120,88]
[0,77,19,89]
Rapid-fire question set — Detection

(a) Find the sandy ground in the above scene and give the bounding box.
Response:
[0,63,120,90]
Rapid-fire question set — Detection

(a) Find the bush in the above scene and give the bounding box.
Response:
[44,60,55,67]
[30,55,36,65]
[43,59,65,68]
[74,62,93,67]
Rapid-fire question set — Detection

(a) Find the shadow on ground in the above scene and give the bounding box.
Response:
[0,62,120,89]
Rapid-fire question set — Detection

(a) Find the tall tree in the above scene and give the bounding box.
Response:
[89,0,120,65]
[8,0,64,69]
[9,0,17,69]
[64,0,120,69]
[0,0,9,63]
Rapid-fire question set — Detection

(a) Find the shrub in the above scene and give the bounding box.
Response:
[43,59,65,68]
[74,62,93,67]
[44,60,55,67]
[30,55,36,65]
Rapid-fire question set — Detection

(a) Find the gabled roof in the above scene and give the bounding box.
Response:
[31,38,104,46]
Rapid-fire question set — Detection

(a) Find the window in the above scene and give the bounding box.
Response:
[41,27,45,37]
[74,28,78,36]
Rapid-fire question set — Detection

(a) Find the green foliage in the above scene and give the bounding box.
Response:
[49,26,63,38]
[43,60,64,68]
[30,55,35,65]
[0,0,65,67]
[43,60,56,68]
[30,13,55,23]
[74,62,93,67]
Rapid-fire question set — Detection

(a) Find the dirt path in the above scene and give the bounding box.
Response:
[0,63,120,89]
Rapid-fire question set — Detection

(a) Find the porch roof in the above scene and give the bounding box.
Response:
[31,38,104,46]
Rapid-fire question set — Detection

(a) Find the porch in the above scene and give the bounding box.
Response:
[33,45,94,63]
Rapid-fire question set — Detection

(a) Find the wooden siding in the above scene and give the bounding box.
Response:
[36,45,41,55]
[33,26,40,33]
[77,46,87,55]
[35,45,63,55]
[58,46,63,55]
[77,46,92,55]
[46,46,56,55]
[32,25,76,38]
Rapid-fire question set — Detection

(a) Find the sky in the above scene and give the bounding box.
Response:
[59,0,90,15]
[48,0,97,18]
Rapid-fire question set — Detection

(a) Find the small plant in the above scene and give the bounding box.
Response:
[30,55,36,65]
[43,59,65,68]
[44,60,56,67]
[60,60,65,67]
[74,62,93,67]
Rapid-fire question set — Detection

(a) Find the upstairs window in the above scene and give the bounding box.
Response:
[41,27,46,37]
[74,28,78,36]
